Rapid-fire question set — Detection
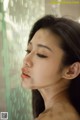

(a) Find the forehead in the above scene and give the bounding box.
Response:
[29,29,63,52]
[31,28,60,44]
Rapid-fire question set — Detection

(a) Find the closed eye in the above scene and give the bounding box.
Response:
[25,50,48,58]
[37,54,48,58]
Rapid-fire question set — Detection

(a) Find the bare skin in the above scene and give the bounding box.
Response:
[35,101,80,120]
[21,29,80,120]
[35,84,80,120]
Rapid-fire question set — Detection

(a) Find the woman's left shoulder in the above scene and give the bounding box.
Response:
[51,102,80,120]
[35,102,80,120]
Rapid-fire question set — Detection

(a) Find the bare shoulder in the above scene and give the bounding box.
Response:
[36,103,80,120]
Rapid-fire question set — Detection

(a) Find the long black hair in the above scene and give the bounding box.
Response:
[28,15,80,118]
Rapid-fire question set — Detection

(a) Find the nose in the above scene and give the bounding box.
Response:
[23,53,33,67]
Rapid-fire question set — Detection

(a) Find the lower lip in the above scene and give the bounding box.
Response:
[21,73,30,79]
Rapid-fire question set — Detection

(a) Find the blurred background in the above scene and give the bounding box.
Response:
[0,0,80,120]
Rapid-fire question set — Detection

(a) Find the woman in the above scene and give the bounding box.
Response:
[21,15,80,120]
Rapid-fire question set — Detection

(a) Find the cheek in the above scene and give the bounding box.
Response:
[33,62,60,83]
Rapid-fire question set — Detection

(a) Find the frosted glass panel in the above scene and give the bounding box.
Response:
[0,0,45,120]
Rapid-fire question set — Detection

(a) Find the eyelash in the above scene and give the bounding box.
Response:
[25,50,48,58]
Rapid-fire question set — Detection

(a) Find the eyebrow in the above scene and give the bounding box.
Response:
[37,44,53,52]
[29,42,53,52]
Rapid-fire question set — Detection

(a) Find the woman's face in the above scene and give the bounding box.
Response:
[21,29,65,89]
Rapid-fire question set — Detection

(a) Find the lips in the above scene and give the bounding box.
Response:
[21,73,30,79]
[21,67,30,78]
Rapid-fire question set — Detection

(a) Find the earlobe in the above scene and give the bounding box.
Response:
[62,62,80,80]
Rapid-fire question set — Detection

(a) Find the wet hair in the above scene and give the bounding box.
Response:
[28,15,80,118]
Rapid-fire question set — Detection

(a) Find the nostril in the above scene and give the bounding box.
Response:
[21,67,29,73]
[21,67,26,72]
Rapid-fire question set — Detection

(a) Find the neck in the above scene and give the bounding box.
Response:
[38,79,69,110]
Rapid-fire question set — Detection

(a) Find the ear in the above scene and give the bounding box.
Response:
[62,62,80,80]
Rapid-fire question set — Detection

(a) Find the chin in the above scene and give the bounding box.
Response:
[21,81,36,90]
